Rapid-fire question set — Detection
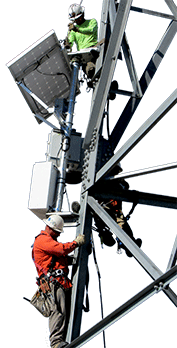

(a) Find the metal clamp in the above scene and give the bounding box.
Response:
[47,269,64,278]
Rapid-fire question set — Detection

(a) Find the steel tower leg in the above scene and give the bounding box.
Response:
[66,192,92,342]
[65,1,177,346]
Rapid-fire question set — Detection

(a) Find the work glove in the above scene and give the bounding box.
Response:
[64,37,71,50]
[74,234,85,246]
[68,22,78,32]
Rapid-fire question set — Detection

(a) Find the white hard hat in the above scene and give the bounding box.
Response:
[43,214,64,233]
[68,3,85,22]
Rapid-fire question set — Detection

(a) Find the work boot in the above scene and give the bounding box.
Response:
[86,62,95,79]
[124,238,142,258]
[71,201,80,213]
[90,48,100,60]
[135,238,142,248]
[54,342,68,348]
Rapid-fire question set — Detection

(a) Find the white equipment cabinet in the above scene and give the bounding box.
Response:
[28,161,58,220]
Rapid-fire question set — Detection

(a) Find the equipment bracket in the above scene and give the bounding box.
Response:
[17,81,53,112]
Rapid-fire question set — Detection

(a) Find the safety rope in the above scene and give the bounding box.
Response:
[63,185,70,212]
[125,201,138,221]
[91,233,106,348]
[105,100,110,139]
[82,268,90,312]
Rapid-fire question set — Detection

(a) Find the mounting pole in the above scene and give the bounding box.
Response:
[54,60,80,212]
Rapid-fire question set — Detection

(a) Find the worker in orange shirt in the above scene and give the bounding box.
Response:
[32,214,85,348]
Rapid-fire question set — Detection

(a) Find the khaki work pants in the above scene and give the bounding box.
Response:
[49,283,71,348]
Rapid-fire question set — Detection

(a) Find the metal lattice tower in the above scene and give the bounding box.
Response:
[65,1,177,346]
[7,1,177,347]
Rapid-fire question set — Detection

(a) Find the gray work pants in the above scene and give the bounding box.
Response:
[49,283,71,348]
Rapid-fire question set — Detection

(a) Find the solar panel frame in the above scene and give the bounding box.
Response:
[7,30,73,123]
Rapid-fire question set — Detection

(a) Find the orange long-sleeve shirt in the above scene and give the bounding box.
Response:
[32,230,78,289]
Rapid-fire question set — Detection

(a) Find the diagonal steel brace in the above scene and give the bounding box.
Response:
[88,196,177,306]
[65,265,177,348]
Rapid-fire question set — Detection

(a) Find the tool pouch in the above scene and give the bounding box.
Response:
[24,279,54,317]
[29,289,54,317]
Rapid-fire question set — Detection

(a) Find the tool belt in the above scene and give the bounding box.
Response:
[38,269,69,293]
[36,268,67,286]
[23,269,69,316]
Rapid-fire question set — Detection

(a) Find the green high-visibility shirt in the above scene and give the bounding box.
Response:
[68,18,98,51]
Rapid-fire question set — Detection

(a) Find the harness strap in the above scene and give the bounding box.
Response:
[125,201,138,221]
[91,233,106,348]
[82,267,90,312]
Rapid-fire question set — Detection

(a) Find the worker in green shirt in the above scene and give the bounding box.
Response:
[65,3,99,78]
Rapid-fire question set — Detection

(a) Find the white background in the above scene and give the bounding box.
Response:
[1,1,177,347]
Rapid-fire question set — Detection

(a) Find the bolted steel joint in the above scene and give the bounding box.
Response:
[89,128,98,152]
[154,282,164,293]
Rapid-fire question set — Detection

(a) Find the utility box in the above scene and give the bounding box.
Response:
[46,128,82,169]
[67,129,82,170]
[46,128,84,184]
[46,129,63,166]
[28,161,58,220]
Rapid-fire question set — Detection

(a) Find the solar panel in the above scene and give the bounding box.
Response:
[7,30,73,123]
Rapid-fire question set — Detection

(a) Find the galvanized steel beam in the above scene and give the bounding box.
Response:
[109,20,177,150]
[130,5,175,20]
[94,0,110,76]
[122,33,142,97]
[35,113,59,130]
[66,2,177,345]
[96,88,177,182]
[66,192,93,342]
[65,266,177,348]
[166,235,177,270]
[109,3,142,97]
[107,162,177,180]
[91,187,177,210]
[164,0,177,19]
[88,196,177,306]
[83,0,133,149]
[109,0,117,29]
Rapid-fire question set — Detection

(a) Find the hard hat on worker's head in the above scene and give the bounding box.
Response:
[43,214,64,233]
[68,3,85,22]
